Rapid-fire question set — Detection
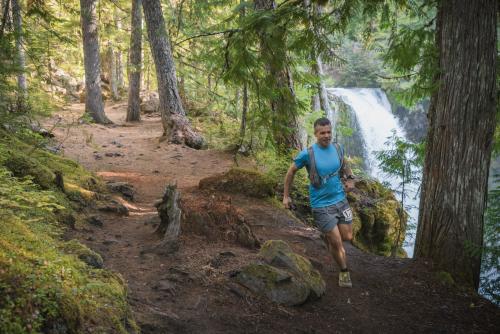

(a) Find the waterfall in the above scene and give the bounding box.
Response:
[327,87,419,256]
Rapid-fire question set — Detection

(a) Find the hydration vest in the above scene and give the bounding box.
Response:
[306,143,344,189]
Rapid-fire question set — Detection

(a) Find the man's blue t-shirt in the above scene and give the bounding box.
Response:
[294,143,345,208]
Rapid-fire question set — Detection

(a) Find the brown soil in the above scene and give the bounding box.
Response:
[48,102,499,334]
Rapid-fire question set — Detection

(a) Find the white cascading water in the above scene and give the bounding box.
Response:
[327,87,419,256]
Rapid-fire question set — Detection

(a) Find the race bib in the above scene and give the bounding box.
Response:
[342,208,353,221]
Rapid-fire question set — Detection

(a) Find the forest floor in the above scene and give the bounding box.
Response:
[45,102,499,334]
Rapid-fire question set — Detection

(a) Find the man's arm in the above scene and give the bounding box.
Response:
[283,162,299,209]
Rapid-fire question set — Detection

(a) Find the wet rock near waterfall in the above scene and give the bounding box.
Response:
[346,178,407,257]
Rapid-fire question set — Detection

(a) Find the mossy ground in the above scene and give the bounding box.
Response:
[0,129,137,333]
[199,167,277,198]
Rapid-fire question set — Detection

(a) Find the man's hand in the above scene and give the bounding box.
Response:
[283,163,298,210]
[283,196,293,209]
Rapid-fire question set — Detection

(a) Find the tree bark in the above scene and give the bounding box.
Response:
[254,0,302,152]
[305,1,333,122]
[108,41,119,100]
[312,56,332,117]
[142,0,204,149]
[11,0,26,108]
[153,183,181,254]
[0,0,12,39]
[415,0,497,290]
[240,83,248,140]
[126,0,142,122]
[114,8,124,92]
[80,0,111,124]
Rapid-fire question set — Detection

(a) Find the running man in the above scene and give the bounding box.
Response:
[283,117,355,287]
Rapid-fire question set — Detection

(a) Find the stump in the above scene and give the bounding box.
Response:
[153,182,182,254]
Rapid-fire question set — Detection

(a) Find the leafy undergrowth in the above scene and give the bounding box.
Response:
[0,129,137,333]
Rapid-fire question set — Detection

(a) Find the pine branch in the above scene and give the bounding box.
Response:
[173,29,240,46]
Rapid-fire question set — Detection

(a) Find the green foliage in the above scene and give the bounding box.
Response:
[375,131,423,254]
[376,1,438,106]
[0,129,136,333]
[375,131,423,187]
[334,39,384,88]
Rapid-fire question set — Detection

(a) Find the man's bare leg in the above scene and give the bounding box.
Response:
[325,225,347,270]
[338,223,353,242]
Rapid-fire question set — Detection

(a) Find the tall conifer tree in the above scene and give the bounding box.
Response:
[142,0,204,148]
[415,0,497,289]
[80,0,111,124]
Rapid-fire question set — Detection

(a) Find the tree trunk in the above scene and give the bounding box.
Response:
[126,0,142,122]
[305,1,333,122]
[11,0,26,109]
[114,8,124,92]
[254,0,302,152]
[415,0,497,290]
[240,83,248,140]
[313,57,332,116]
[108,41,119,100]
[80,0,111,124]
[142,0,204,149]
[0,0,12,38]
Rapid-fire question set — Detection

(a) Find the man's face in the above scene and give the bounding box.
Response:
[314,124,332,147]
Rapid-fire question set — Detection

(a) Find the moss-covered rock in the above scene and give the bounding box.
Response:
[4,153,55,189]
[259,240,326,299]
[236,240,325,305]
[199,167,277,198]
[348,178,407,257]
[62,239,104,269]
[236,263,310,306]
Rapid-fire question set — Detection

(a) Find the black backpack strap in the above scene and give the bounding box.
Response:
[333,142,344,169]
[307,146,322,188]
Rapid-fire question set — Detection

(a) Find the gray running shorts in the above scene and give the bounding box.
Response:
[311,199,353,233]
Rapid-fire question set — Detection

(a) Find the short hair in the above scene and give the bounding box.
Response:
[313,117,331,129]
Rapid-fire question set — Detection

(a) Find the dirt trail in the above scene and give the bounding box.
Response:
[48,103,499,334]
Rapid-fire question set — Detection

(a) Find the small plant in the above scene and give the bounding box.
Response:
[375,131,424,256]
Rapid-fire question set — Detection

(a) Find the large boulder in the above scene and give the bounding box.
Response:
[140,91,160,114]
[235,263,310,306]
[47,59,82,100]
[259,240,326,299]
[235,240,326,305]
[347,178,407,257]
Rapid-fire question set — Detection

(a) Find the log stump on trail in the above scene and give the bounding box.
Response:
[153,182,181,254]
